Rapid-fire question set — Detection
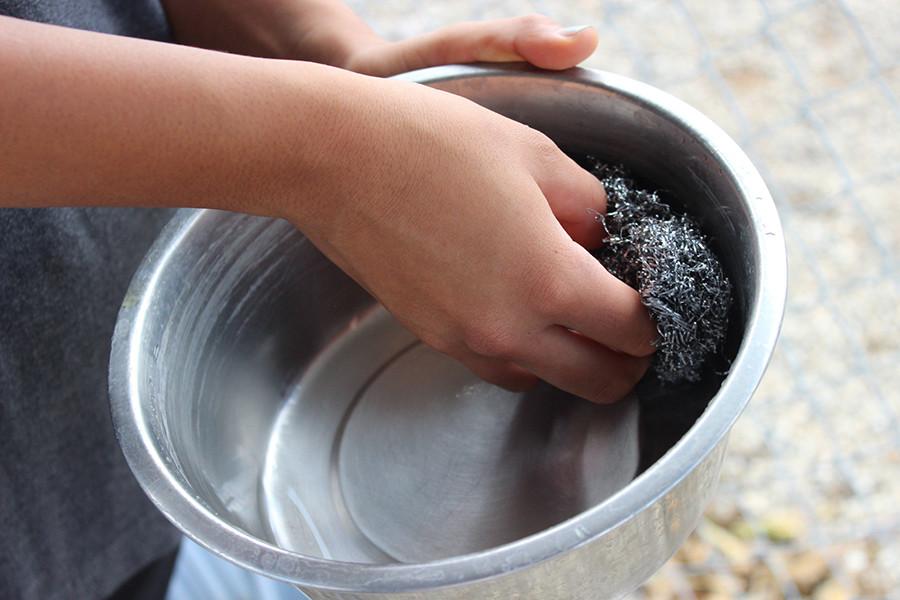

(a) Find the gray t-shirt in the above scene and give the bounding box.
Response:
[0,3,182,599]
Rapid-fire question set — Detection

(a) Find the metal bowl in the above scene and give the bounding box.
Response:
[110,64,786,599]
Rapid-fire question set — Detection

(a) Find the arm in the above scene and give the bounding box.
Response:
[0,15,338,214]
[160,0,379,65]
[160,0,600,76]
[0,15,654,402]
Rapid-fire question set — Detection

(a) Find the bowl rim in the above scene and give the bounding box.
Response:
[109,63,787,593]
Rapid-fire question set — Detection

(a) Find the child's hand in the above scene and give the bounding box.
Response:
[281,71,655,402]
[163,4,598,76]
[158,3,647,402]
[19,4,646,402]
[341,15,598,76]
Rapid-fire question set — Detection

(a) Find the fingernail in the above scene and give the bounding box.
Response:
[558,25,592,37]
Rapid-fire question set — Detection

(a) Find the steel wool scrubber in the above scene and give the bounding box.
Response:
[589,160,733,384]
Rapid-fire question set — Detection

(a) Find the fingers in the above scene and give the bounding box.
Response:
[369,15,598,75]
[455,350,540,392]
[509,18,599,71]
[512,325,651,403]
[531,141,608,248]
[545,247,659,357]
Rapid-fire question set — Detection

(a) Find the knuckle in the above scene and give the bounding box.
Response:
[462,322,519,359]
[418,331,457,356]
[518,13,552,29]
[530,272,576,318]
[530,130,562,163]
[522,255,578,318]
[580,168,607,206]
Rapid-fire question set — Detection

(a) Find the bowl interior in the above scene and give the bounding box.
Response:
[129,70,756,567]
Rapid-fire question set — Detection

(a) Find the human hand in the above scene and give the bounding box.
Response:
[286,73,656,403]
[0,11,650,402]
[155,1,649,401]
[340,15,598,76]
[162,3,597,76]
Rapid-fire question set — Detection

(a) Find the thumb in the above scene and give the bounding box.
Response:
[530,136,608,249]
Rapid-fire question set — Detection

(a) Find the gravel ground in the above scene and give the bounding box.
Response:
[349,1,900,597]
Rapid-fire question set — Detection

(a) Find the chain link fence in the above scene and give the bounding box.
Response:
[347,1,900,597]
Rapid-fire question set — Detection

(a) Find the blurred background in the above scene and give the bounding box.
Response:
[169,0,900,598]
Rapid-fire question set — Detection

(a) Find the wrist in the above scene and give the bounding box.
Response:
[284,19,383,67]
[221,59,397,225]
[0,16,389,217]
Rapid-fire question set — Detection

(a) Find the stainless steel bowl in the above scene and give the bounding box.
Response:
[110,64,786,599]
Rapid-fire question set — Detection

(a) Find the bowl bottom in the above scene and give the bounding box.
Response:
[260,307,639,564]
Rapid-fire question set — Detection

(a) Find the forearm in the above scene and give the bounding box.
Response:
[0,16,655,403]
[0,15,368,218]
[161,0,380,65]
